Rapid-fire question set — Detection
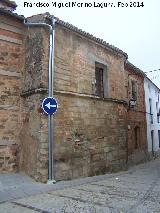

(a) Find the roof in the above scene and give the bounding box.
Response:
[145,76,160,91]
[1,0,17,10]
[0,8,24,20]
[55,17,128,59]
[125,61,160,90]
[28,13,128,59]
[125,60,146,77]
[0,9,128,59]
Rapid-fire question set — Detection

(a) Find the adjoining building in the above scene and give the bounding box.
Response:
[144,77,160,156]
[0,0,149,182]
[0,2,25,173]
[125,61,148,165]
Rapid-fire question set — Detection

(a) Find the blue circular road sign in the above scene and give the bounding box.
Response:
[42,97,58,115]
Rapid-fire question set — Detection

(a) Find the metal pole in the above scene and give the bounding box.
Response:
[48,17,56,183]
[48,25,53,181]
[24,19,56,183]
[51,18,56,181]
[48,115,52,180]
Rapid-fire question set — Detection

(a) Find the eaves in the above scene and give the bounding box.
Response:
[125,60,146,77]
[0,8,25,21]
[145,76,160,91]
[46,15,128,59]
[2,0,17,8]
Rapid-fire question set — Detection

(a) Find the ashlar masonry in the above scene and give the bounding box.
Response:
[0,1,148,182]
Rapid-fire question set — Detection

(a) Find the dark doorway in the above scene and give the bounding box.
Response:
[134,126,140,149]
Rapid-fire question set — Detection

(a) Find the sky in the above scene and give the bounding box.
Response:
[15,0,160,88]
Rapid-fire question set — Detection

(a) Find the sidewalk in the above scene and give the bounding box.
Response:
[0,168,130,203]
[0,159,160,213]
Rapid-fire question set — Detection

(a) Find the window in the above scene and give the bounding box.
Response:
[95,67,104,98]
[156,102,158,111]
[95,63,108,98]
[131,80,137,100]
[158,130,160,148]
[149,98,153,124]
[156,102,160,123]
[151,130,154,155]
[149,98,152,114]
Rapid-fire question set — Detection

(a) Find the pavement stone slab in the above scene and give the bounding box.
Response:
[0,159,160,213]
[0,202,37,213]
[15,193,112,213]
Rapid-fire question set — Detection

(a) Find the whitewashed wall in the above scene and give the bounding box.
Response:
[144,78,160,153]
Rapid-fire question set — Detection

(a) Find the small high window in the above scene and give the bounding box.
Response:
[156,102,160,123]
[151,130,154,155]
[149,98,152,114]
[131,80,137,100]
[95,67,104,98]
[158,130,160,148]
[95,62,108,98]
[149,98,153,124]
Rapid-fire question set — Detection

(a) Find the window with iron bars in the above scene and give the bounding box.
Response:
[95,67,104,98]
[95,62,108,98]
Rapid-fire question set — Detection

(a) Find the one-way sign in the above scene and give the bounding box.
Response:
[42,97,58,115]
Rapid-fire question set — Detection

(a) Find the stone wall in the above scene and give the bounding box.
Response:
[0,13,24,172]
[54,25,126,101]
[19,93,48,182]
[53,94,127,180]
[21,27,49,92]
[19,27,49,182]
[49,24,128,181]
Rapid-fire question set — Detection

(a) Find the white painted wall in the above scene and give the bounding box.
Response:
[144,78,160,153]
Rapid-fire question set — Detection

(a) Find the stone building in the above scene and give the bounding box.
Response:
[0,1,148,182]
[125,62,148,164]
[0,3,25,172]
[20,14,129,182]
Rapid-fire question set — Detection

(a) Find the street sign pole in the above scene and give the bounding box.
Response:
[48,25,53,182]
[42,97,58,184]
[48,114,53,181]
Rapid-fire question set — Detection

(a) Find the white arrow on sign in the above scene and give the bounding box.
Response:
[45,102,57,109]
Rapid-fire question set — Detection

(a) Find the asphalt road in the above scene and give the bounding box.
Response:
[0,159,160,213]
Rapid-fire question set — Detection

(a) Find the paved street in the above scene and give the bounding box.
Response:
[0,159,160,213]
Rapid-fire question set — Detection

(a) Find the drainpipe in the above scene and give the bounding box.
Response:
[24,17,56,184]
